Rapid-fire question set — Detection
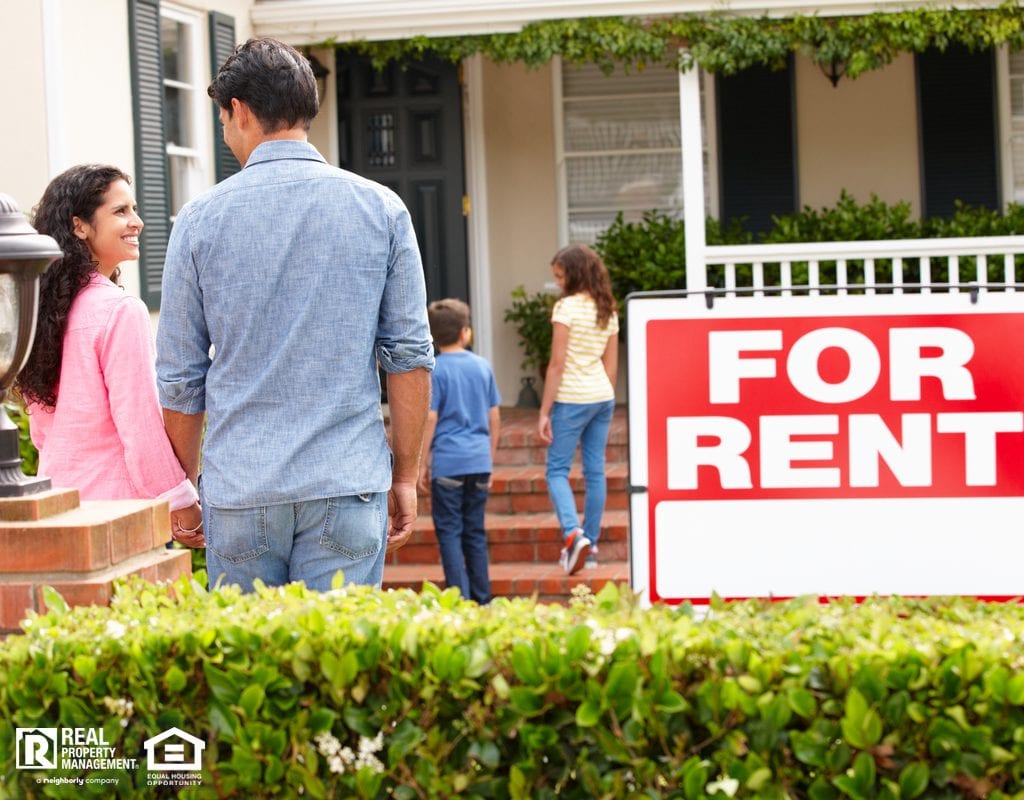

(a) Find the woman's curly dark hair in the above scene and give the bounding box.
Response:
[15,164,130,409]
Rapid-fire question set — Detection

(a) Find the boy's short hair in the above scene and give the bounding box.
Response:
[428,298,471,347]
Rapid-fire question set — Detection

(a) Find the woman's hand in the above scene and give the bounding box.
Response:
[170,501,205,548]
[537,412,553,444]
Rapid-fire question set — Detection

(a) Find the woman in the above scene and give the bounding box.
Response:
[537,244,619,575]
[16,165,203,546]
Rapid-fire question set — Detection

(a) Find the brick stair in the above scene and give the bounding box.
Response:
[384,406,630,603]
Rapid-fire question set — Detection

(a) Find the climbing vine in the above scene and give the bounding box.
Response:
[333,1,1024,76]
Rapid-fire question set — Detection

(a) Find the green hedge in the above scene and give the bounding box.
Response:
[3,579,1024,799]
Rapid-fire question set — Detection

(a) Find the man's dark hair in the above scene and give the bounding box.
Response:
[428,299,471,347]
[207,38,319,133]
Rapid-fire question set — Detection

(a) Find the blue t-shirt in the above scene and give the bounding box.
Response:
[430,350,501,479]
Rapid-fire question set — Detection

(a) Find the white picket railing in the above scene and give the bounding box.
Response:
[700,235,1024,296]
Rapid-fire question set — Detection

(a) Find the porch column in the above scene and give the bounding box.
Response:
[679,51,707,293]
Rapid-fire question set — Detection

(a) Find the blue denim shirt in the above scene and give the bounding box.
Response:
[156,140,433,508]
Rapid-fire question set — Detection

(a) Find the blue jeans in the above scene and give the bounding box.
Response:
[202,485,388,593]
[431,474,491,604]
[546,400,615,545]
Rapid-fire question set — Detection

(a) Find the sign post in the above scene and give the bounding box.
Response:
[627,291,1024,606]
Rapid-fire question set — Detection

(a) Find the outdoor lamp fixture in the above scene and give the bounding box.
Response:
[819,56,847,87]
[0,192,61,496]
[304,49,331,104]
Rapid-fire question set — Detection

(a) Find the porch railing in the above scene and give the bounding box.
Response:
[700,235,1024,296]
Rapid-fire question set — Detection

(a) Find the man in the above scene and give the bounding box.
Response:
[156,38,433,592]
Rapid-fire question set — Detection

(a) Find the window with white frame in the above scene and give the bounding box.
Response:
[161,5,208,221]
[1008,50,1024,203]
[557,61,715,245]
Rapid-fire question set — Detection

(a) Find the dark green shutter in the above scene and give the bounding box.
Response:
[716,58,797,235]
[128,0,170,309]
[917,45,1000,217]
[208,11,240,182]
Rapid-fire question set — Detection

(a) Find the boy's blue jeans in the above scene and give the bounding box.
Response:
[546,399,615,545]
[431,474,491,604]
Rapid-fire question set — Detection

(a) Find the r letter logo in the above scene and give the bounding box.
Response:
[16,728,58,769]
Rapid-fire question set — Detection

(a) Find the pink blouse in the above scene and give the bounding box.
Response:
[27,273,196,510]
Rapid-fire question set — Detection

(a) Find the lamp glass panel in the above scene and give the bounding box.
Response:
[0,273,19,379]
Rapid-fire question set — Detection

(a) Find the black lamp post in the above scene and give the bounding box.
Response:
[0,192,61,496]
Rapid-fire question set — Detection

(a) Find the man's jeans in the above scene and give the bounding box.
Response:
[202,488,388,593]
[431,474,491,604]
[545,399,615,545]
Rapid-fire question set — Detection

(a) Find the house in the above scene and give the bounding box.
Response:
[2,1,1022,403]
[143,726,206,771]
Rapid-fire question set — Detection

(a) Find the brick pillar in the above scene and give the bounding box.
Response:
[0,488,191,633]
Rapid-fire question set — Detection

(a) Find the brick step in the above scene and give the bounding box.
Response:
[418,462,629,514]
[490,406,628,466]
[388,509,629,565]
[382,559,630,604]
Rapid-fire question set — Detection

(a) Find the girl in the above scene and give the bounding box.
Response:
[16,165,203,546]
[537,244,619,575]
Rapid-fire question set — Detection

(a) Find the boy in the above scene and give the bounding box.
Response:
[418,299,501,603]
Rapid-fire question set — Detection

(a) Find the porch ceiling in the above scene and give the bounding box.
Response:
[251,0,964,46]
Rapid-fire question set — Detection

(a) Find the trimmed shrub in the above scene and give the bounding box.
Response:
[3,579,1024,798]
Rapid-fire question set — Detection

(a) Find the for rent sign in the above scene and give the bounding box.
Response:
[626,292,1024,605]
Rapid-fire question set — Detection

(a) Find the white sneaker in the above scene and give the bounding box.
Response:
[563,528,591,575]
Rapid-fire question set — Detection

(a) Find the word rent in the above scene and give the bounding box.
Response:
[668,326,1024,489]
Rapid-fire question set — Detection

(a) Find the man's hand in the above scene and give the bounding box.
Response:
[387,479,418,553]
[170,502,205,548]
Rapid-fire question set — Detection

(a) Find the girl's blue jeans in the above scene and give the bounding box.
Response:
[545,399,615,545]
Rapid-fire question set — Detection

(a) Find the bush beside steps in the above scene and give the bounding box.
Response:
[2,577,1024,799]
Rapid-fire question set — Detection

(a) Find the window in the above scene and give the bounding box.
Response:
[556,62,684,244]
[129,0,235,308]
[1007,49,1024,203]
[555,61,717,245]
[161,5,208,222]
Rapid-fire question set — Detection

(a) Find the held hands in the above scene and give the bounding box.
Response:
[170,502,205,548]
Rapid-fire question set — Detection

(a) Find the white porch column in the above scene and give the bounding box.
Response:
[463,53,494,362]
[679,52,707,293]
[42,0,66,178]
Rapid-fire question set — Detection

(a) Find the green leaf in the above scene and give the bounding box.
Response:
[308,708,336,734]
[239,684,265,717]
[1006,673,1024,705]
[73,655,97,682]
[788,687,817,718]
[898,763,929,799]
[41,585,69,616]
[165,665,187,693]
[576,697,601,727]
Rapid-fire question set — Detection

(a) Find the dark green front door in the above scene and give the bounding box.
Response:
[336,53,469,303]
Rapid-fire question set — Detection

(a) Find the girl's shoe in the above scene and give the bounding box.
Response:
[561,528,591,575]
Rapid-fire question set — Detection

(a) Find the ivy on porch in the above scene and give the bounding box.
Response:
[331,1,1024,77]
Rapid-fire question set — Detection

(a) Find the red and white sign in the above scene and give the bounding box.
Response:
[626,292,1024,605]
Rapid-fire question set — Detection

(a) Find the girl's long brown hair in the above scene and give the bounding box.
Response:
[552,243,616,328]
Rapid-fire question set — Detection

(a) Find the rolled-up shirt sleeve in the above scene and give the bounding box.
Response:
[156,207,211,413]
[376,194,434,374]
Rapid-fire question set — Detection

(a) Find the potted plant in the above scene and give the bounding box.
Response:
[504,286,556,377]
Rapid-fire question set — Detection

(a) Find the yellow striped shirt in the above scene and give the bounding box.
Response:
[551,293,618,403]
